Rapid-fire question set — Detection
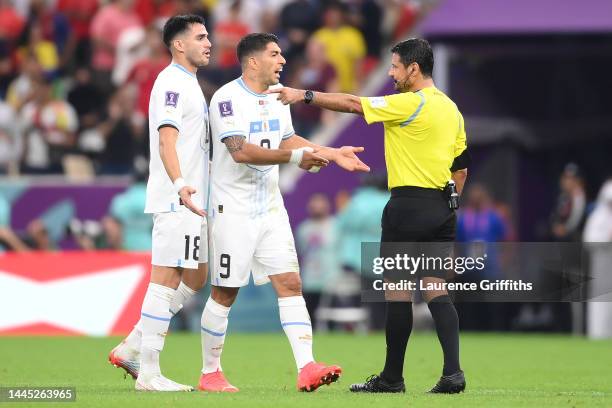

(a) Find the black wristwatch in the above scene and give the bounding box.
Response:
[304,90,314,104]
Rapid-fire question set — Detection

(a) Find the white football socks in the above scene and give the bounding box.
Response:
[278,296,314,370]
[169,281,198,315]
[201,297,230,374]
[124,281,198,352]
[139,282,175,375]
[123,319,142,351]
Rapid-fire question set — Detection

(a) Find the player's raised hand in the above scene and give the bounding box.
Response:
[300,150,329,171]
[265,87,304,105]
[178,186,206,217]
[334,146,371,172]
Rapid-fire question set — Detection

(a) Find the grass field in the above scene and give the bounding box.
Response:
[1,332,611,407]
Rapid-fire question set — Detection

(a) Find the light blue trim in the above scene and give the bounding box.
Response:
[400,91,425,128]
[282,131,295,140]
[218,130,246,141]
[281,321,312,327]
[159,119,181,131]
[172,63,196,78]
[236,77,267,98]
[201,326,226,337]
[142,312,171,322]
[171,202,176,212]
[178,258,182,267]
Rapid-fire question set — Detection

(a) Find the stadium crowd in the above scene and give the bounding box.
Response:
[0,0,422,176]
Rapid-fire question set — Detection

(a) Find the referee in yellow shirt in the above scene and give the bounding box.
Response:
[269,38,470,394]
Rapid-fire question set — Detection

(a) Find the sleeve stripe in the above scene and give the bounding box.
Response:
[282,131,295,140]
[218,130,247,141]
[158,119,181,130]
[399,91,425,128]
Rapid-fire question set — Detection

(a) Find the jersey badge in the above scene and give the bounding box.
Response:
[219,100,234,117]
[368,96,387,108]
[165,91,179,107]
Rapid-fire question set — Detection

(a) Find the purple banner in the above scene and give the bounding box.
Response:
[419,0,612,36]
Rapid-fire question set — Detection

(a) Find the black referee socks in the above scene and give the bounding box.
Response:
[382,301,413,383]
[427,295,461,376]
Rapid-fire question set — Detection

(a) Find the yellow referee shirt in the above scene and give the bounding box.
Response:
[360,87,467,190]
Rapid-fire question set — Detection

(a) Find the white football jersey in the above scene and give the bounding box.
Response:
[145,63,210,214]
[209,77,295,218]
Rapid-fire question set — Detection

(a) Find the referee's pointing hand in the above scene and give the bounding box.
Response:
[265,87,303,105]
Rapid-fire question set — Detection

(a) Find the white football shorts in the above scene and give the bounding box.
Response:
[209,209,299,287]
[151,209,208,269]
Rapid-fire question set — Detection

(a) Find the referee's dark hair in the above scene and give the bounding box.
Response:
[237,33,280,66]
[391,38,434,77]
[162,14,206,48]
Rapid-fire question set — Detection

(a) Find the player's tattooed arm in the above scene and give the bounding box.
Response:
[222,135,327,167]
[223,135,245,154]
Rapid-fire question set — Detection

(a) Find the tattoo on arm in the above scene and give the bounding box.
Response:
[223,136,245,154]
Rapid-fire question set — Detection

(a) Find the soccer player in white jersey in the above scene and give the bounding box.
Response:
[107,15,212,392]
[198,33,370,393]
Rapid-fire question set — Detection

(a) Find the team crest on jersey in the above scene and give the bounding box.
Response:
[219,100,234,117]
[165,91,179,107]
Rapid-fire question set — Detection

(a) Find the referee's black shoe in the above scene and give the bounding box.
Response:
[428,370,466,394]
[349,374,405,393]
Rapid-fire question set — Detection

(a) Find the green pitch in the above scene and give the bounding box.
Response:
[1,332,610,407]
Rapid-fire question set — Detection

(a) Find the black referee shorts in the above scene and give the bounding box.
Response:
[381,186,456,280]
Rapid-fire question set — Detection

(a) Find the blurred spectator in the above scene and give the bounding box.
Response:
[312,1,366,92]
[214,0,250,69]
[296,193,339,328]
[125,26,170,120]
[134,0,177,27]
[0,195,29,252]
[19,0,74,71]
[0,39,12,96]
[551,163,587,241]
[278,0,320,71]
[455,183,511,331]
[583,180,612,339]
[89,0,142,93]
[102,169,152,251]
[288,38,337,137]
[389,0,420,41]
[335,174,388,273]
[17,24,60,78]
[56,0,99,67]
[67,67,105,158]
[68,67,104,130]
[0,0,25,44]
[24,199,75,250]
[212,0,262,33]
[335,173,389,329]
[0,100,20,174]
[456,183,508,243]
[112,26,147,86]
[19,77,78,174]
[346,0,383,75]
[6,55,43,112]
[96,85,142,175]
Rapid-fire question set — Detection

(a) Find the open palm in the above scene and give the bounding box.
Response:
[335,146,371,172]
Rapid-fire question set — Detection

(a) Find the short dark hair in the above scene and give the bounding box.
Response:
[390,38,434,77]
[237,33,279,66]
[162,14,206,48]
